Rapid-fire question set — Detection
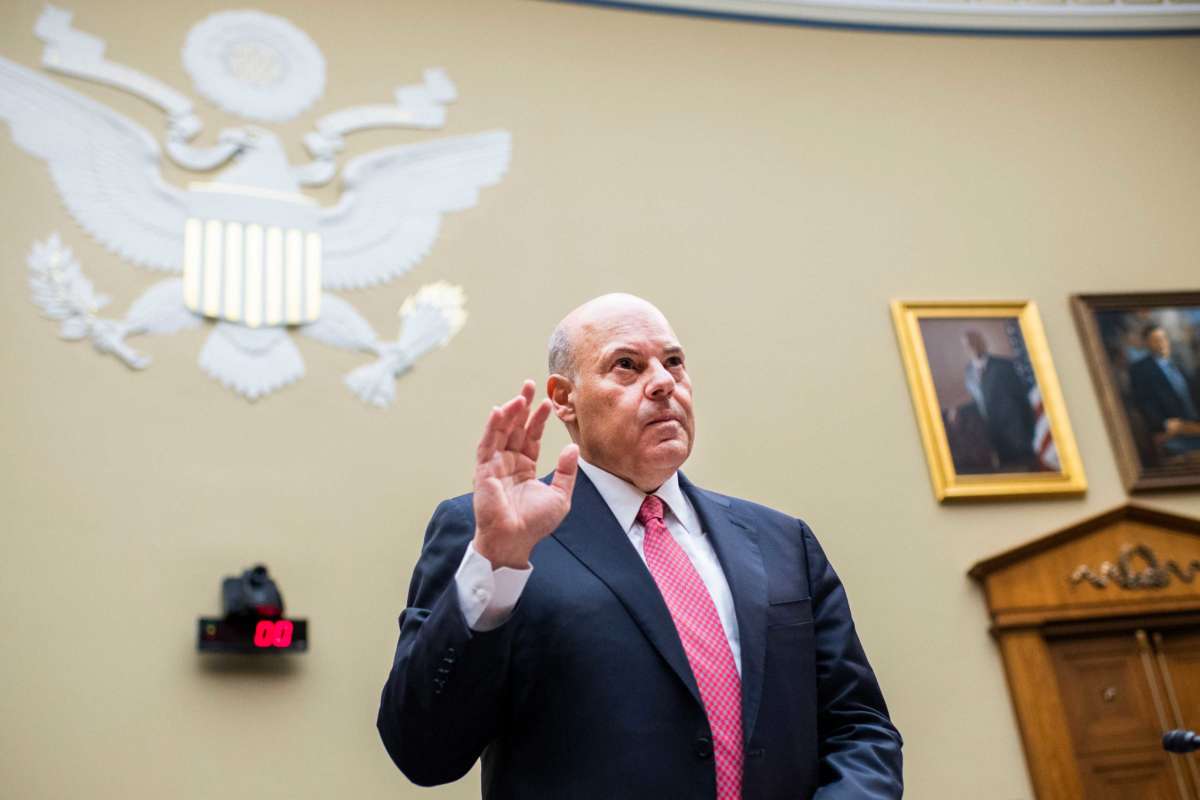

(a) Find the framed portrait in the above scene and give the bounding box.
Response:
[1071,292,1200,492]
[891,300,1087,502]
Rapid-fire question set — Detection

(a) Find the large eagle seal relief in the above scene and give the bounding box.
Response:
[4,6,510,406]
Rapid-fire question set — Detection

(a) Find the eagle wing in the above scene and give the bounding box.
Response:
[318,130,511,290]
[0,55,187,271]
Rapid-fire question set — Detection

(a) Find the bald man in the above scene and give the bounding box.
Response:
[378,295,902,799]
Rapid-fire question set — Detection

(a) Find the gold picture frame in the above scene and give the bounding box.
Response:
[891,300,1086,502]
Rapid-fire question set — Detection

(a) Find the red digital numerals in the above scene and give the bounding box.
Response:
[253,619,294,648]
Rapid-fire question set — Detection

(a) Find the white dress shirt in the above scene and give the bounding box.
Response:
[454,457,742,675]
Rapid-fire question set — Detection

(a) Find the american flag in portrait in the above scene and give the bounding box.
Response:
[1006,319,1060,471]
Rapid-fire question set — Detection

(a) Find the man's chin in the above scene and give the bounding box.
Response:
[640,439,691,471]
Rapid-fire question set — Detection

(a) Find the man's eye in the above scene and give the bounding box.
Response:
[615,358,636,370]
[666,357,684,368]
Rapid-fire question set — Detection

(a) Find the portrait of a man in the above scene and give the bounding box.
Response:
[918,317,1056,476]
[1129,324,1200,459]
[1074,297,1200,489]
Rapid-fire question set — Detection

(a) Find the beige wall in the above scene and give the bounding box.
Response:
[2,1,1199,797]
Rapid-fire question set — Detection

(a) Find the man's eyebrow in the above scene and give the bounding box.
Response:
[599,344,638,361]
[598,343,684,360]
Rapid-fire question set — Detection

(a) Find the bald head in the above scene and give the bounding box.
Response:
[964,330,989,359]
[548,294,672,379]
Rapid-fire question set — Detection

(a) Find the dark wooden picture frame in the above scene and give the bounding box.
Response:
[1071,292,1200,493]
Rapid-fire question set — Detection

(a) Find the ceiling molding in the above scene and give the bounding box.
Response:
[566,0,1200,35]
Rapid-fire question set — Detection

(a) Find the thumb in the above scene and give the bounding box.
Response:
[550,443,579,498]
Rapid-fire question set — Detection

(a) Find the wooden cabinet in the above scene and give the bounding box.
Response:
[1048,628,1193,798]
[1155,630,1200,795]
[971,505,1200,799]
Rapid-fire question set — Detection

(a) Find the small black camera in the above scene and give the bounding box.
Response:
[221,564,285,619]
[199,564,306,653]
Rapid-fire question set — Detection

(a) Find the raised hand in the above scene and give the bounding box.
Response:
[472,380,579,569]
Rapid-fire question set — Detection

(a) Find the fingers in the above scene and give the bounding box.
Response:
[477,395,523,465]
[503,381,537,452]
[477,381,538,465]
[476,406,502,464]
[550,443,580,498]
[522,399,552,461]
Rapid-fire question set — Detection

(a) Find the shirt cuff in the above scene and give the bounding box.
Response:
[454,541,533,632]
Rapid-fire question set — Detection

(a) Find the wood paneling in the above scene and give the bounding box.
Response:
[1155,631,1200,793]
[971,505,1200,799]
[1082,750,1190,800]
[971,509,1200,628]
[1049,633,1165,756]
[998,631,1086,799]
[1048,630,1191,799]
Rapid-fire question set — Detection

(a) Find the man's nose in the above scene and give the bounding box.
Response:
[645,359,676,399]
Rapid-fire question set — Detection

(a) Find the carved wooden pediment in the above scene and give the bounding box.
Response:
[970,505,1200,629]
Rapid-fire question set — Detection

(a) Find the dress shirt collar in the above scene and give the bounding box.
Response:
[577,457,700,536]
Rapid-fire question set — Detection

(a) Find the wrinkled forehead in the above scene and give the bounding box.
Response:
[575,306,680,361]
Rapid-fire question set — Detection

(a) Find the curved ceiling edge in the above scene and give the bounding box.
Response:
[566,0,1200,34]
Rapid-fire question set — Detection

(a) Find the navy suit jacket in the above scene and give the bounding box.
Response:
[378,470,902,799]
[975,356,1036,467]
[1130,355,1199,433]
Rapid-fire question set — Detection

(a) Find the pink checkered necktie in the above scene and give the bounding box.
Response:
[637,494,743,800]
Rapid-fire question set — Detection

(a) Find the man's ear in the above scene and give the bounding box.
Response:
[547,374,576,424]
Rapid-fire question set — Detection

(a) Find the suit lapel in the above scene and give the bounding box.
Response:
[552,471,703,707]
[680,473,768,746]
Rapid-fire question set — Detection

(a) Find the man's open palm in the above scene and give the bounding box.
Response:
[472,380,579,569]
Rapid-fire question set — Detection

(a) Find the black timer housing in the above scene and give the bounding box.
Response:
[198,563,307,654]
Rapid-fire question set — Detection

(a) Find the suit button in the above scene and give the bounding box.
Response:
[694,737,713,759]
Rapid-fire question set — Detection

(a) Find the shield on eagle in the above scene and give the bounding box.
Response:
[183,181,321,327]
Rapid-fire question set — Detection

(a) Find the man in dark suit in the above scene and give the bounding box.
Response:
[962,330,1039,472]
[1130,324,1200,458]
[377,294,902,799]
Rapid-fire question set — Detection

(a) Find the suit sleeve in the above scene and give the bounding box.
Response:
[803,521,904,799]
[377,499,516,786]
[1131,362,1169,434]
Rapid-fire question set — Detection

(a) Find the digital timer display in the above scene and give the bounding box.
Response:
[197,564,307,655]
[197,617,308,654]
